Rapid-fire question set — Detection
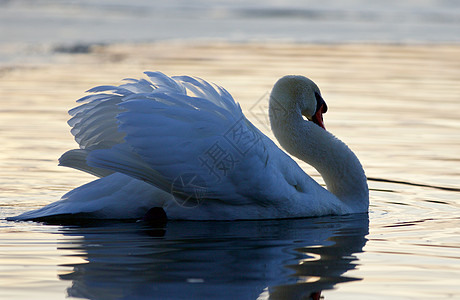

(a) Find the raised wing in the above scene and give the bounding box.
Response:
[63,72,275,205]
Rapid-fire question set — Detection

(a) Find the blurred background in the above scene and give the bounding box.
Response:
[1,0,460,64]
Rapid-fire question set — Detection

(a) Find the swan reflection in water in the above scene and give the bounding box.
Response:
[57,214,368,300]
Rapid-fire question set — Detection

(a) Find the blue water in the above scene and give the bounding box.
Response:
[2,0,460,43]
[54,215,368,300]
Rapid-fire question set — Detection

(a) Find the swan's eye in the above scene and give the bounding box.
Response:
[315,92,327,114]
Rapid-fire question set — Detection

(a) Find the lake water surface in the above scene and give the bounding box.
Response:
[1,43,460,299]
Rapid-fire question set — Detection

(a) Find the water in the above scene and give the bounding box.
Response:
[1,0,460,64]
[1,1,460,299]
[1,42,459,300]
[35,216,368,300]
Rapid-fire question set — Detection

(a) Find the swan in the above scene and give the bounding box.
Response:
[9,72,368,221]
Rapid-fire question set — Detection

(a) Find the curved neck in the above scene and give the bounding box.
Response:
[269,102,368,211]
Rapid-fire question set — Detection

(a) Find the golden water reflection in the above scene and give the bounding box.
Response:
[1,42,460,299]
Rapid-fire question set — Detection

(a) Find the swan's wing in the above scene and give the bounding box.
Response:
[81,73,276,205]
[59,72,195,177]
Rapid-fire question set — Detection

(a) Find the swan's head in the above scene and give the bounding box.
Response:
[270,75,328,129]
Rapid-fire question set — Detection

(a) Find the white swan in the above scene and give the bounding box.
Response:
[9,72,368,221]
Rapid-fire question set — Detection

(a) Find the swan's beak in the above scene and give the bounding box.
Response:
[310,102,327,130]
[305,93,327,129]
[310,92,327,130]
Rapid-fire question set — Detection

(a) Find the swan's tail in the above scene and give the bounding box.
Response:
[8,173,172,221]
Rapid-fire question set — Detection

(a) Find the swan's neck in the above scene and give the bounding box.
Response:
[269,104,368,211]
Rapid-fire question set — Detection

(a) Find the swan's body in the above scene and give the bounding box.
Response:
[9,72,368,221]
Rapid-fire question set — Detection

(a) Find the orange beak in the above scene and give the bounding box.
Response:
[312,103,326,130]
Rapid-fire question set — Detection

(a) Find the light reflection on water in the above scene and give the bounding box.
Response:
[1,43,460,299]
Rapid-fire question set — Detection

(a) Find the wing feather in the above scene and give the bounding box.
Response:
[85,85,134,96]
[59,149,114,177]
[62,72,272,206]
[144,71,186,94]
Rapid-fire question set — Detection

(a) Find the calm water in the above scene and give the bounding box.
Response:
[1,43,459,299]
[1,1,460,299]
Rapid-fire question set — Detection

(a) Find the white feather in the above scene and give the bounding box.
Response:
[10,72,369,221]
